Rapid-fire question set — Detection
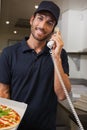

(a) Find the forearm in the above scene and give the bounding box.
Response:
[0,83,10,99]
[52,55,71,100]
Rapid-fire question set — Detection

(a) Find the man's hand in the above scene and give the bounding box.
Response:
[0,83,10,98]
[50,29,64,57]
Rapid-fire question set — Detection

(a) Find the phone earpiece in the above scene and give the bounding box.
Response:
[47,27,59,49]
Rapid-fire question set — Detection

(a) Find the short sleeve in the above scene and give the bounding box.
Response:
[61,49,69,76]
[0,48,11,84]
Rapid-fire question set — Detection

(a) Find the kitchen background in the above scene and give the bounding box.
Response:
[0,0,87,80]
[0,0,87,129]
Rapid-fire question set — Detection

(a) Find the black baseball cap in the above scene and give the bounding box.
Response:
[34,1,60,25]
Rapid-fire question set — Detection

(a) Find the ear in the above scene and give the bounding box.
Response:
[30,15,34,25]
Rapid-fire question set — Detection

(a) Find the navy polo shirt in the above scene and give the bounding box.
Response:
[0,37,69,129]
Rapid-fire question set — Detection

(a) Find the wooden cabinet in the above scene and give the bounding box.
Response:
[57,100,87,130]
[56,103,71,130]
[70,120,80,130]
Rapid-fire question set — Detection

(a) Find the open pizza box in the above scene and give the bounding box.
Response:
[0,97,28,130]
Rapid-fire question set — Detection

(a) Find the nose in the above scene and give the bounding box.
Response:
[39,21,47,29]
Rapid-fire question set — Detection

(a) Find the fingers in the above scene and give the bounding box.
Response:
[54,27,60,33]
[51,31,64,47]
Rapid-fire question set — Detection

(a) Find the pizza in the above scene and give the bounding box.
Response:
[0,104,21,130]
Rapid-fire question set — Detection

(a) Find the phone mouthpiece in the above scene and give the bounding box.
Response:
[47,40,54,49]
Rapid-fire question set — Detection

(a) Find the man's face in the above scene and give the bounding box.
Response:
[30,12,56,42]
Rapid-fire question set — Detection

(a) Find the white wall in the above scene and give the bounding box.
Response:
[61,10,85,52]
[81,9,87,51]
[68,55,87,79]
[61,9,87,79]
[81,55,87,79]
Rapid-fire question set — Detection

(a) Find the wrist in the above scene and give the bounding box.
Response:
[51,53,61,61]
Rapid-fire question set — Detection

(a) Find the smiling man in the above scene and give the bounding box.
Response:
[0,1,71,130]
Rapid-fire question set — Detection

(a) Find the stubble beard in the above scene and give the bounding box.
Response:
[31,32,51,42]
[31,26,53,42]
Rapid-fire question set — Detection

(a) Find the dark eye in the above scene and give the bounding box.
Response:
[47,21,55,26]
[37,16,43,21]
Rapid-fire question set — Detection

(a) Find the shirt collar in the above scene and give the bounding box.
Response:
[21,36,33,53]
[21,36,50,54]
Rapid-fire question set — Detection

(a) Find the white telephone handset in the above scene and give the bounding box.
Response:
[47,26,59,49]
[47,40,54,49]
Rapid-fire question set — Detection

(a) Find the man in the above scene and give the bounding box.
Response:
[0,1,71,130]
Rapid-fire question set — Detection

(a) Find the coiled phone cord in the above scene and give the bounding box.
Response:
[50,52,84,130]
